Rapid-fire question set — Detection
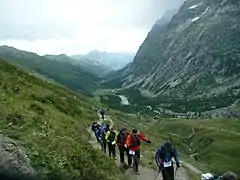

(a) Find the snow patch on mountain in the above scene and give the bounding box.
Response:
[203,6,209,14]
[192,16,200,22]
[189,4,198,9]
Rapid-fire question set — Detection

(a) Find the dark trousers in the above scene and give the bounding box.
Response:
[94,132,99,142]
[107,142,116,157]
[131,150,140,172]
[118,146,132,165]
[102,139,107,153]
[100,113,104,120]
[162,165,174,180]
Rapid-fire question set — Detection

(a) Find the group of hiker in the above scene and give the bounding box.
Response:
[91,121,181,179]
[91,108,238,180]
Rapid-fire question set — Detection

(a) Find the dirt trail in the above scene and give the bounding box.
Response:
[88,114,190,180]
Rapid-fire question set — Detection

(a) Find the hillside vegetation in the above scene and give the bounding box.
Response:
[0,59,125,180]
[0,46,100,96]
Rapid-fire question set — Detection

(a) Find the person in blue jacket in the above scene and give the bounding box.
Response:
[99,123,110,153]
[155,140,180,180]
[91,122,101,142]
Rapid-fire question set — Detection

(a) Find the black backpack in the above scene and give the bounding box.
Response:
[161,141,174,159]
[108,131,116,142]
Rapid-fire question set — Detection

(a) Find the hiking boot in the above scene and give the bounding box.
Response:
[128,164,133,168]
[120,162,126,167]
[135,171,140,175]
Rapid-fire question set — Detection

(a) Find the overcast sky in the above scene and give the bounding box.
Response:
[0,0,184,55]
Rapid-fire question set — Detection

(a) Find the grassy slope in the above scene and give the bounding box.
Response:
[0,59,125,180]
[0,46,100,95]
[107,110,240,177]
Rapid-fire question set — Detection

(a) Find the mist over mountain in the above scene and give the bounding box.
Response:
[72,50,135,70]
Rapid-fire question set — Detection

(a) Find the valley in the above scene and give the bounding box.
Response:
[0,0,239,179]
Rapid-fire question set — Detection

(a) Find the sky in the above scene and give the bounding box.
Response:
[0,0,184,55]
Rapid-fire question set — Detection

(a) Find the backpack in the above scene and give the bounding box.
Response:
[101,126,107,137]
[108,131,116,142]
[160,142,174,160]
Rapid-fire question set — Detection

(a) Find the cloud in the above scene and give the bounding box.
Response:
[0,0,184,54]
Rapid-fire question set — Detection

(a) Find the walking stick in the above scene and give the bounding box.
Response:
[174,166,179,178]
[153,169,161,180]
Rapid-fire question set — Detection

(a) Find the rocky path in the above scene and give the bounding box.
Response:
[88,114,190,180]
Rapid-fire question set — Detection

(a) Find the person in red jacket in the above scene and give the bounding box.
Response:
[125,128,151,175]
[116,127,131,166]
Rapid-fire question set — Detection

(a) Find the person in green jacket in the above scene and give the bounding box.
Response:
[105,126,118,159]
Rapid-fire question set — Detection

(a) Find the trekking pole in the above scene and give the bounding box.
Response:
[153,169,161,180]
[174,167,179,178]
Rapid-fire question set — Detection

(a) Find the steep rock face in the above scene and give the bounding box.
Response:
[122,0,240,98]
[102,0,240,115]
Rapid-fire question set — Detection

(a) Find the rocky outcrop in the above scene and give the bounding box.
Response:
[0,135,36,178]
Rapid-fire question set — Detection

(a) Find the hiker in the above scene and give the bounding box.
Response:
[116,127,131,166]
[100,123,110,153]
[99,109,105,120]
[91,122,101,142]
[105,126,118,158]
[125,128,151,175]
[155,140,180,180]
[221,171,238,180]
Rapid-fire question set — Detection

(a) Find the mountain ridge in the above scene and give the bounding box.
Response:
[0,45,101,95]
[101,0,240,117]
[72,50,135,70]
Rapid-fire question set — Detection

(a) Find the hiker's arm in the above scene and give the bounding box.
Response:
[125,135,131,148]
[173,149,180,164]
[139,132,151,143]
[105,131,110,140]
[155,149,162,168]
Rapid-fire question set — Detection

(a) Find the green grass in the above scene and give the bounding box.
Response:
[0,59,125,180]
[0,46,100,96]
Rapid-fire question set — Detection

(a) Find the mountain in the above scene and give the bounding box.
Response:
[72,50,135,70]
[0,59,124,179]
[0,46,100,95]
[44,54,113,77]
[102,0,240,117]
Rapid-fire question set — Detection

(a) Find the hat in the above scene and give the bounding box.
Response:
[132,128,138,135]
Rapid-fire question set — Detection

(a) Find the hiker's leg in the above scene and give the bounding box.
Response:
[94,132,98,140]
[162,168,167,180]
[99,139,104,150]
[119,146,124,163]
[125,147,132,165]
[164,166,173,180]
[169,165,174,180]
[134,150,140,172]
[136,150,140,165]
[112,145,116,158]
[102,139,107,153]
[107,142,111,156]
